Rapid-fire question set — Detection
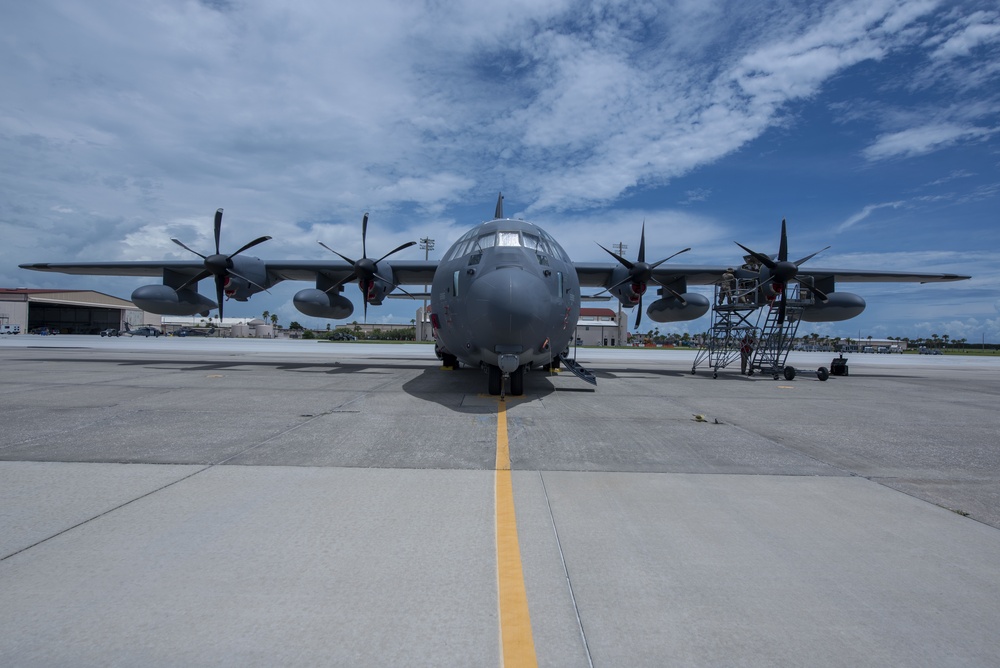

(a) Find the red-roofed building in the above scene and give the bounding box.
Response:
[576,307,626,347]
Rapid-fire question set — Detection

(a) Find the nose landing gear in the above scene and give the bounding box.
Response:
[487,364,525,398]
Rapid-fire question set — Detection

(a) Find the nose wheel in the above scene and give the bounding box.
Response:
[487,365,525,397]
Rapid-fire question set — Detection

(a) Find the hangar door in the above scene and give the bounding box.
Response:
[28,303,121,334]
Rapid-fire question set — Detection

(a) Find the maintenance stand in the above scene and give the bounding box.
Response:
[691,278,759,378]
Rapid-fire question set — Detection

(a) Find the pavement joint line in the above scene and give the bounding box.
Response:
[539,470,594,668]
[2,372,406,562]
[495,398,538,667]
[1,465,210,562]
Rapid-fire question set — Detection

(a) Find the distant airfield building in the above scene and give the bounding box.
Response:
[576,308,627,347]
[0,288,160,334]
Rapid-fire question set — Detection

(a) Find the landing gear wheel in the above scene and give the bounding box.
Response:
[487,365,502,396]
[441,352,458,369]
[713,372,718,379]
[783,366,796,381]
[816,366,830,381]
[510,366,525,396]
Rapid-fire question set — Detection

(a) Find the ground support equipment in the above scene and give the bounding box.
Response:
[692,283,760,378]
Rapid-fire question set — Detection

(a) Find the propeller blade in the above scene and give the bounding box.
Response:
[215,274,225,321]
[228,269,271,294]
[800,282,829,302]
[323,271,358,294]
[175,269,212,292]
[598,274,635,297]
[361,213,368,259]
[634,291,643,329]
[735,242,776,270]
[778,290,787,324]
[214,209,223,255]
[171,238,207,259]
[318,241,356,266]
[373,240,417,265]
[778,219,788,263]
[596,242,634,269]
[648,278,688,305]
[229,235,272,259]
[793,246,830,267]
[638,222,646,264]
[372,274,417,299]
[362,279,369,321]
[648,247,691,269]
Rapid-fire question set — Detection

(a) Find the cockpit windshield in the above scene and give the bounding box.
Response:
[442,224,570,262]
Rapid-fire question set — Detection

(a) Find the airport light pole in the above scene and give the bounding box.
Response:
[420,237,435,340]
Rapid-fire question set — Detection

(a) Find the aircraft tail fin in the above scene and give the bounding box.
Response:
[494,192,504,219]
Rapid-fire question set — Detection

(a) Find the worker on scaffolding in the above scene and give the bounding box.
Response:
[738,255,760,304]
[719,268,737,305]
[740,332,755,375]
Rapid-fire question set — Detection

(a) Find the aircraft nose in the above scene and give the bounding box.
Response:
[466,268,549,348]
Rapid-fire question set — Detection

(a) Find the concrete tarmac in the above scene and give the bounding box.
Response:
[2,336,999,666]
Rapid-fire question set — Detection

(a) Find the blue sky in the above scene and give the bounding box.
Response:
[2,0,998,341]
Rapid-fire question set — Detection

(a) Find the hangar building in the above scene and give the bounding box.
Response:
[0,288,160,334]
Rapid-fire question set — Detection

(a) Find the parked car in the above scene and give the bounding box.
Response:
[328,331,357,341]
[100,328,120,337]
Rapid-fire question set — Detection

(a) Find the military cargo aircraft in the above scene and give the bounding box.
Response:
[21,194,969,396]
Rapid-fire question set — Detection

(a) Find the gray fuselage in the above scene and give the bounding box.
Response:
[430,219,580,371]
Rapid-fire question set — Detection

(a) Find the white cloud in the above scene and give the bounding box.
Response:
[835,201,905,233]
[862,123,994,160]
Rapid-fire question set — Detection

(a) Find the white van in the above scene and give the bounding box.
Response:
[1,324,21,335]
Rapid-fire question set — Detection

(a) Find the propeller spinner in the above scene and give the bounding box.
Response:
[597,222,690,329]
[736,219,830,324]
[318,212,417,320]
[170,208,272,320]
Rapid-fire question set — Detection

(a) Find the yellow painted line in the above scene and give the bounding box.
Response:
[495,399,538,667]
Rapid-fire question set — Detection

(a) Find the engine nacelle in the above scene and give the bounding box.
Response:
[223,275,252,301]
[646,293,710,322]
[131,285,216,316]
[799,292,866,322]
[293,289,355,319]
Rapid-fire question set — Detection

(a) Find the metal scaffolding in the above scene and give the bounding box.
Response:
[691,278,760,378]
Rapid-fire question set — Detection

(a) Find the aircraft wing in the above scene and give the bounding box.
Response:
[794,268,971,283]
[262,260,439,285]
[572,263,969,288]
[19,261,205,277]
[20,259,442,286]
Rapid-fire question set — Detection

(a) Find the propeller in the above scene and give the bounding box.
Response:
[170,208,272,320]
[318,212,417,320]
[735,218,830,324]
[596,222,691,329]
